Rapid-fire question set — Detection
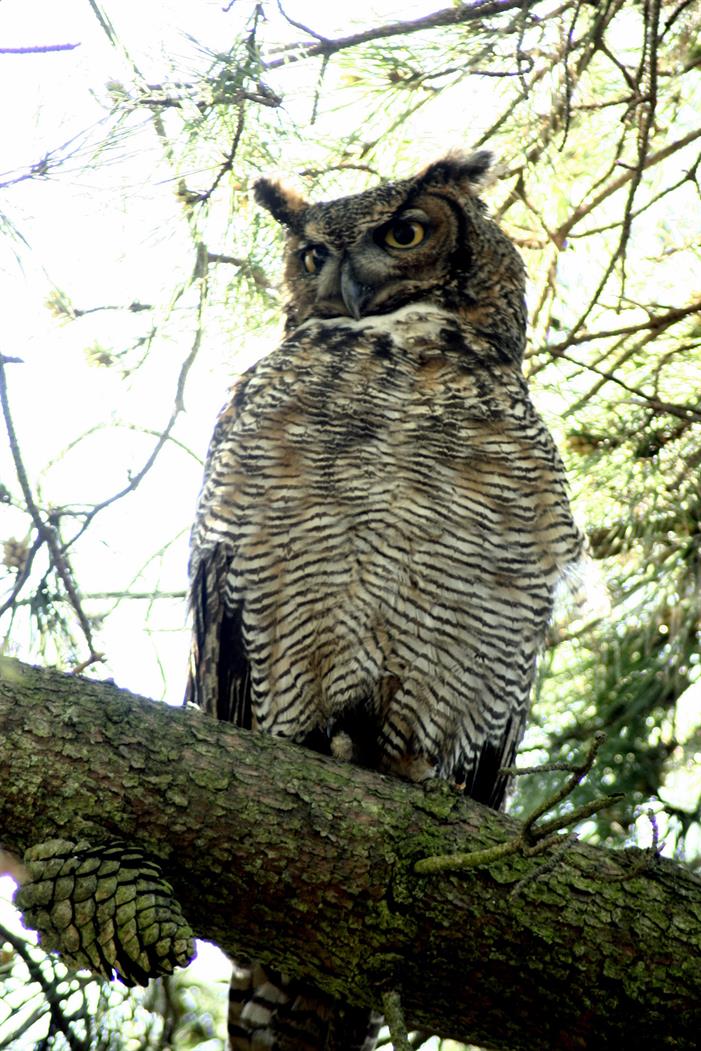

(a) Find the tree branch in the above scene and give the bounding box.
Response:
[0,44,80,54]
[0,356,101,665]
[262,0,550,70]
[1,657,700,1049]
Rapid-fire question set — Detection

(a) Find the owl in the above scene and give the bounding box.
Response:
[187,151,583,1049]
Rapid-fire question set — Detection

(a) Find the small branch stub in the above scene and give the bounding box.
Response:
[381,990,412,1051]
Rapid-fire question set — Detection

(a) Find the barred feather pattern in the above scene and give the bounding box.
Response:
[189,303,582,791]
[228,961,382,1051]
[187,302,582,1048]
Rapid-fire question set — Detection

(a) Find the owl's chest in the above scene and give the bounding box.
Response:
[232,315,528,504]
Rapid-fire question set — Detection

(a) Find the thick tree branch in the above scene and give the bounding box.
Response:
[1,658,700,1049]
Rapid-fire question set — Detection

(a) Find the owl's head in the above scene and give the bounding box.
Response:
[255,151,527,362]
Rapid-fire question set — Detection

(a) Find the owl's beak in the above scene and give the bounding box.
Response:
[340,261,372,320]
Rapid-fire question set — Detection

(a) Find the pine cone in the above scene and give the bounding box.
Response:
[16,838,195,985]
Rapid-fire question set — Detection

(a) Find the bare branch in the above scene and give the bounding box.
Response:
[0,43,80,54]
[263,0,551,70]
[0,357,101,664]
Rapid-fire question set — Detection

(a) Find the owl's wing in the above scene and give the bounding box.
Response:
[468,713,523,811]
[186,543,251,725]
[185,386,252,727]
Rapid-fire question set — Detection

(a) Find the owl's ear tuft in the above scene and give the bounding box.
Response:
[416,150,494,192]
[254,179,308,230]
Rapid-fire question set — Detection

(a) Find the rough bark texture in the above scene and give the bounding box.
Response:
[1,656,700,1050]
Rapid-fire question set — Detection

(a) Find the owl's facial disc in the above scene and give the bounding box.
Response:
[292,201,459,322]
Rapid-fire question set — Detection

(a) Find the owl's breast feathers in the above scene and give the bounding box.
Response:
[188,303,582,807]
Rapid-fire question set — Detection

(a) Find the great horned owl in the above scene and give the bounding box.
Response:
[187,151,583,1049]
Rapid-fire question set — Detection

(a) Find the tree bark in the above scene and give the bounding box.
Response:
[1,656,699,1050]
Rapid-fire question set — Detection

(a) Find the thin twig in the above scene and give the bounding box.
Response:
[12,590,187,604]
[0,43,80,54]
[545,300,701,355]
[381,991,412,1051]
[275,0,328,42]
[414,734,621,876]
[0,356,102,665]
[559,0,586,148]
[194,104,246,206]
[63,267,208,548]
[0,535,43,621]
[509,834,576,898]
[522,731,606,833]
[554,126,701,245]
[614,0,660,298]
[555,348,701,424]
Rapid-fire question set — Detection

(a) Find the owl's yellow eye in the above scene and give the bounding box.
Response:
[301,245,328,274]
[383,219,425,250]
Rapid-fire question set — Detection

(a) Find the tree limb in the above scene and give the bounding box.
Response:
[262,0,550,70]
[1,657,700,1049]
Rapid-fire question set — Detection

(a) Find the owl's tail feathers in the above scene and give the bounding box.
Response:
[228,960,382,1051]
